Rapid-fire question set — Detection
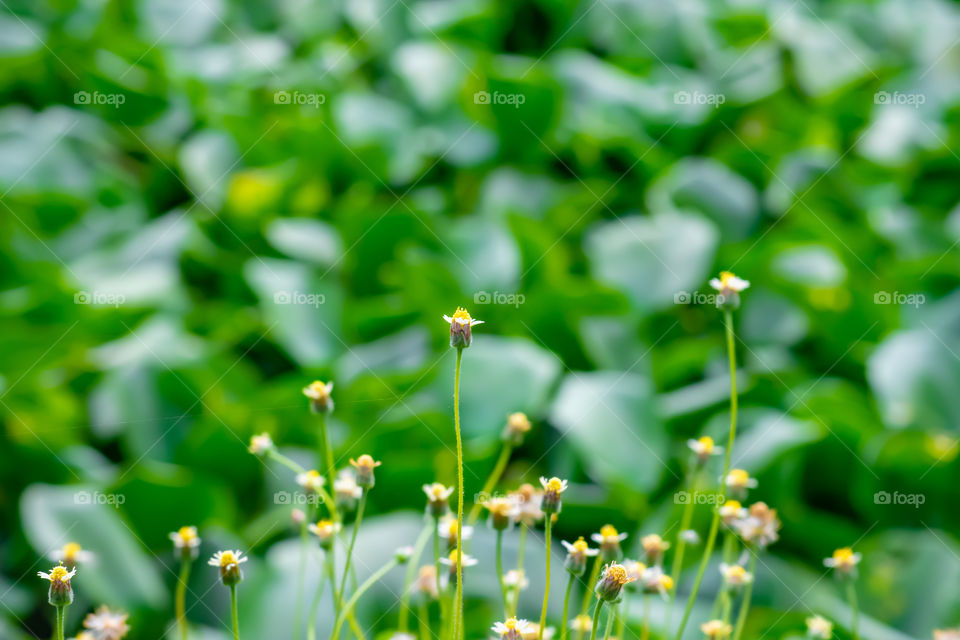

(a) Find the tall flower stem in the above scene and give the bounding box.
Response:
[602,602,615,640]
[433,518,448,637]
[176,554,191,640]
[615,591,629,640]
[513,525,528,616]
[667,470,700,628]
[466,443,513,527]
[55,605,66,640]
[418,600,430,640]
[641,595,650,640]
[316,414,340,522]
[337,491,368,615]
[452,347,465,640]
[674,310,739,640]
[399,523,434,633]
[496,529,509,616]
[731,551,758,640]
[230,585,240,640]
[538,517,553,640]
[579,557,602,623]
[330,558,399,640]
[846,580,860,640]
[560,573,575,640]
[588,600,604,640]
[307,551,333,640]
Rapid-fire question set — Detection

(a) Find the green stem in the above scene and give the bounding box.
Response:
[588,600,604,640]
[731,551,758,640]
[710,532,738,619]
[230,585,240,640]
[580,556,602,618]
[674,310,739,640]
[539,517,553,640]
[418,600,430,640]
[400,523,434,632]
[642,595,650,640]
[667,471,700,629]
[602,601,615,640]
[330,559,399,640]
[615,590,628,640]
[466,443,513,527]
[496,529,509,616]
[337,491,368,616]
[176,555,191,640]
[308,550,333,640]
[452,347,464,640]
[55,605,66,640]
[316,414,341,524]
[295,504,313,640]
[433,522,448,637]
[560,573,575,640]
[846,580,860,640]
[513,525,528,616]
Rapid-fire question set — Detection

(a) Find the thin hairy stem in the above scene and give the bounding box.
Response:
[330,559,399,640]
[337,491,368,617]
[538,517,553,640]
[176,554,191,640]
[230,585,240,640]
[400,523,434,632]
[674,310,739,640]
[452,347,464,640]
[560,572,575,640]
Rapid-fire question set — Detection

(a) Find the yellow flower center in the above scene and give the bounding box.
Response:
[219,551,237,567]
[49,565,70,582]
[505,619,517,629]
[447,520,458,537]
[452,307,472,322]
[607,564,629,585]
[546,477,564,492]
[599,524,618,538]
[178,526,197,542]
[719,271,737,286]
[833,547,854,561]
[661,575,675,590]
[723,500,741,511]
[62,542,82,560]
[316,520,334,534]
[430,484,447,498]
[573,537,589,553]
[698,436,714,451]
[726,566,746,579]
[728,469,749,484]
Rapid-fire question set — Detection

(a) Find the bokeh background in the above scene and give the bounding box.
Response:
[2,0,960,638]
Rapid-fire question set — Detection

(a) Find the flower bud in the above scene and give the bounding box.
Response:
[443,307,483,349]
[349,454,381,489]
[302,380,334,414]
[395,546,414,564]
[539,477,568,515]
[561,537,598,577]
[502,412,532,445]
[209,550,247,587]
[423,483,453,518]
[709,271,749,312]
[483,497,518,531]
[594,563,635,603]
[309,520,341,550]
[38,564,75,607]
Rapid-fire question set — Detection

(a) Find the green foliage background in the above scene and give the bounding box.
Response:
[1,0,960,637]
